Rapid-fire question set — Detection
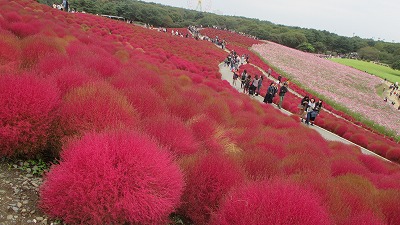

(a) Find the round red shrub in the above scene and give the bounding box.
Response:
[378,189,400,224]
[386,148,400,163]
[3,11,22,23]
[0,74,60,157]
[181,153,245,224]
[54,68,97,95]
[142,113,199,156]
[211,180,331,225]
[124,85,169,117]
[330,158,370,177]
[357,154,393,175]
[59,81,139,136]
[367,141,391,156]
[342,211,385,225]
[349,133,369,148]
[241,150,281,180]
[40,131,184,224]
[20,36,63,69]
[8,21,41,37]
[0,32,21,64]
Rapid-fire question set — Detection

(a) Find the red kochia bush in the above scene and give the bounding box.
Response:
[0,74,60,157]
[40,131,184,224]
[181,153,245,224]
[211,180,331,225]
[142,113,199,156]
[59,81,139,136]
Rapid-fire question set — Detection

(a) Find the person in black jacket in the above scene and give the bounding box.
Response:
[277,82,288,109]
[263,82,278,104]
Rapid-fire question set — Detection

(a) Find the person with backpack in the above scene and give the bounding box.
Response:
[277,82,288,109]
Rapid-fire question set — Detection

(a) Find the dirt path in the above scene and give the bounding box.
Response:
[0,159,59,225]
[218,63,391,162]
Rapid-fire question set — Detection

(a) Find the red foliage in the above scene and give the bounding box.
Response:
[342,211,385,225]
[181,153,245,224]
[378,190,400,224]
[59,81,139,136]
[386,148,400,163]
[142,113,199,156]
[53,68,97,95]
[211,180,331,225]
[40,131,184,224]
[357,154,394,175]
[123,85,169,118]
[241,150,282,180]
[20,36,63,69]
[330,158,370,177]
[0,74,60,157]
[0,31,21,65]
[8,21,42,37]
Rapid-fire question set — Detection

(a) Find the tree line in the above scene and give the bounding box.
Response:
[39,0,400,70]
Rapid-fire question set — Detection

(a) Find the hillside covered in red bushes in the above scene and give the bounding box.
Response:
[1,0,400,224]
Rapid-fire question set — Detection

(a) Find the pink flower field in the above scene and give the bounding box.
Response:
[252,42,400,136]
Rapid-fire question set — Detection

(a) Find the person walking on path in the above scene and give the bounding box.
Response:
[244,75,251,94]
[249,75,260,96]
[263,82,277,104]
[267,68,272,77]
[306,99,323,126]
[277,82,288,109]
[232,70,239,86]
[277,75,282,84]
[299,96,309,121]
[257,75,263,95]
[304,98,316,125]
[240,70,247,88]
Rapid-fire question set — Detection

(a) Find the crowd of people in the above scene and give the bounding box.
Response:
[52,0,69,12]
[383,81,400,110]
[298,96,323,126]
[225,51,323,126]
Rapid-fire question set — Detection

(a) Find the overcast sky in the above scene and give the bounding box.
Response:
[141,0,400,43]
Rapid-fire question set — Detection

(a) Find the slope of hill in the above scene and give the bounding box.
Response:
[40,0,400,69]
[1,0,400,224]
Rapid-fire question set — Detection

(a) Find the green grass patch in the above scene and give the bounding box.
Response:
[330,58,400,83]
[251,50,400,142]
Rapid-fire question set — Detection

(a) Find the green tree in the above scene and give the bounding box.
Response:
[313,42,327,53]
[297,42,315,52]
[280,32,307,48]
[358,46,380,61]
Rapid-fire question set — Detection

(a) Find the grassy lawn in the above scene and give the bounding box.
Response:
[330,58,400,83]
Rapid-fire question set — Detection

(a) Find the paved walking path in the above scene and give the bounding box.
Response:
[190,28,394,163]
[218,63,392,162]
